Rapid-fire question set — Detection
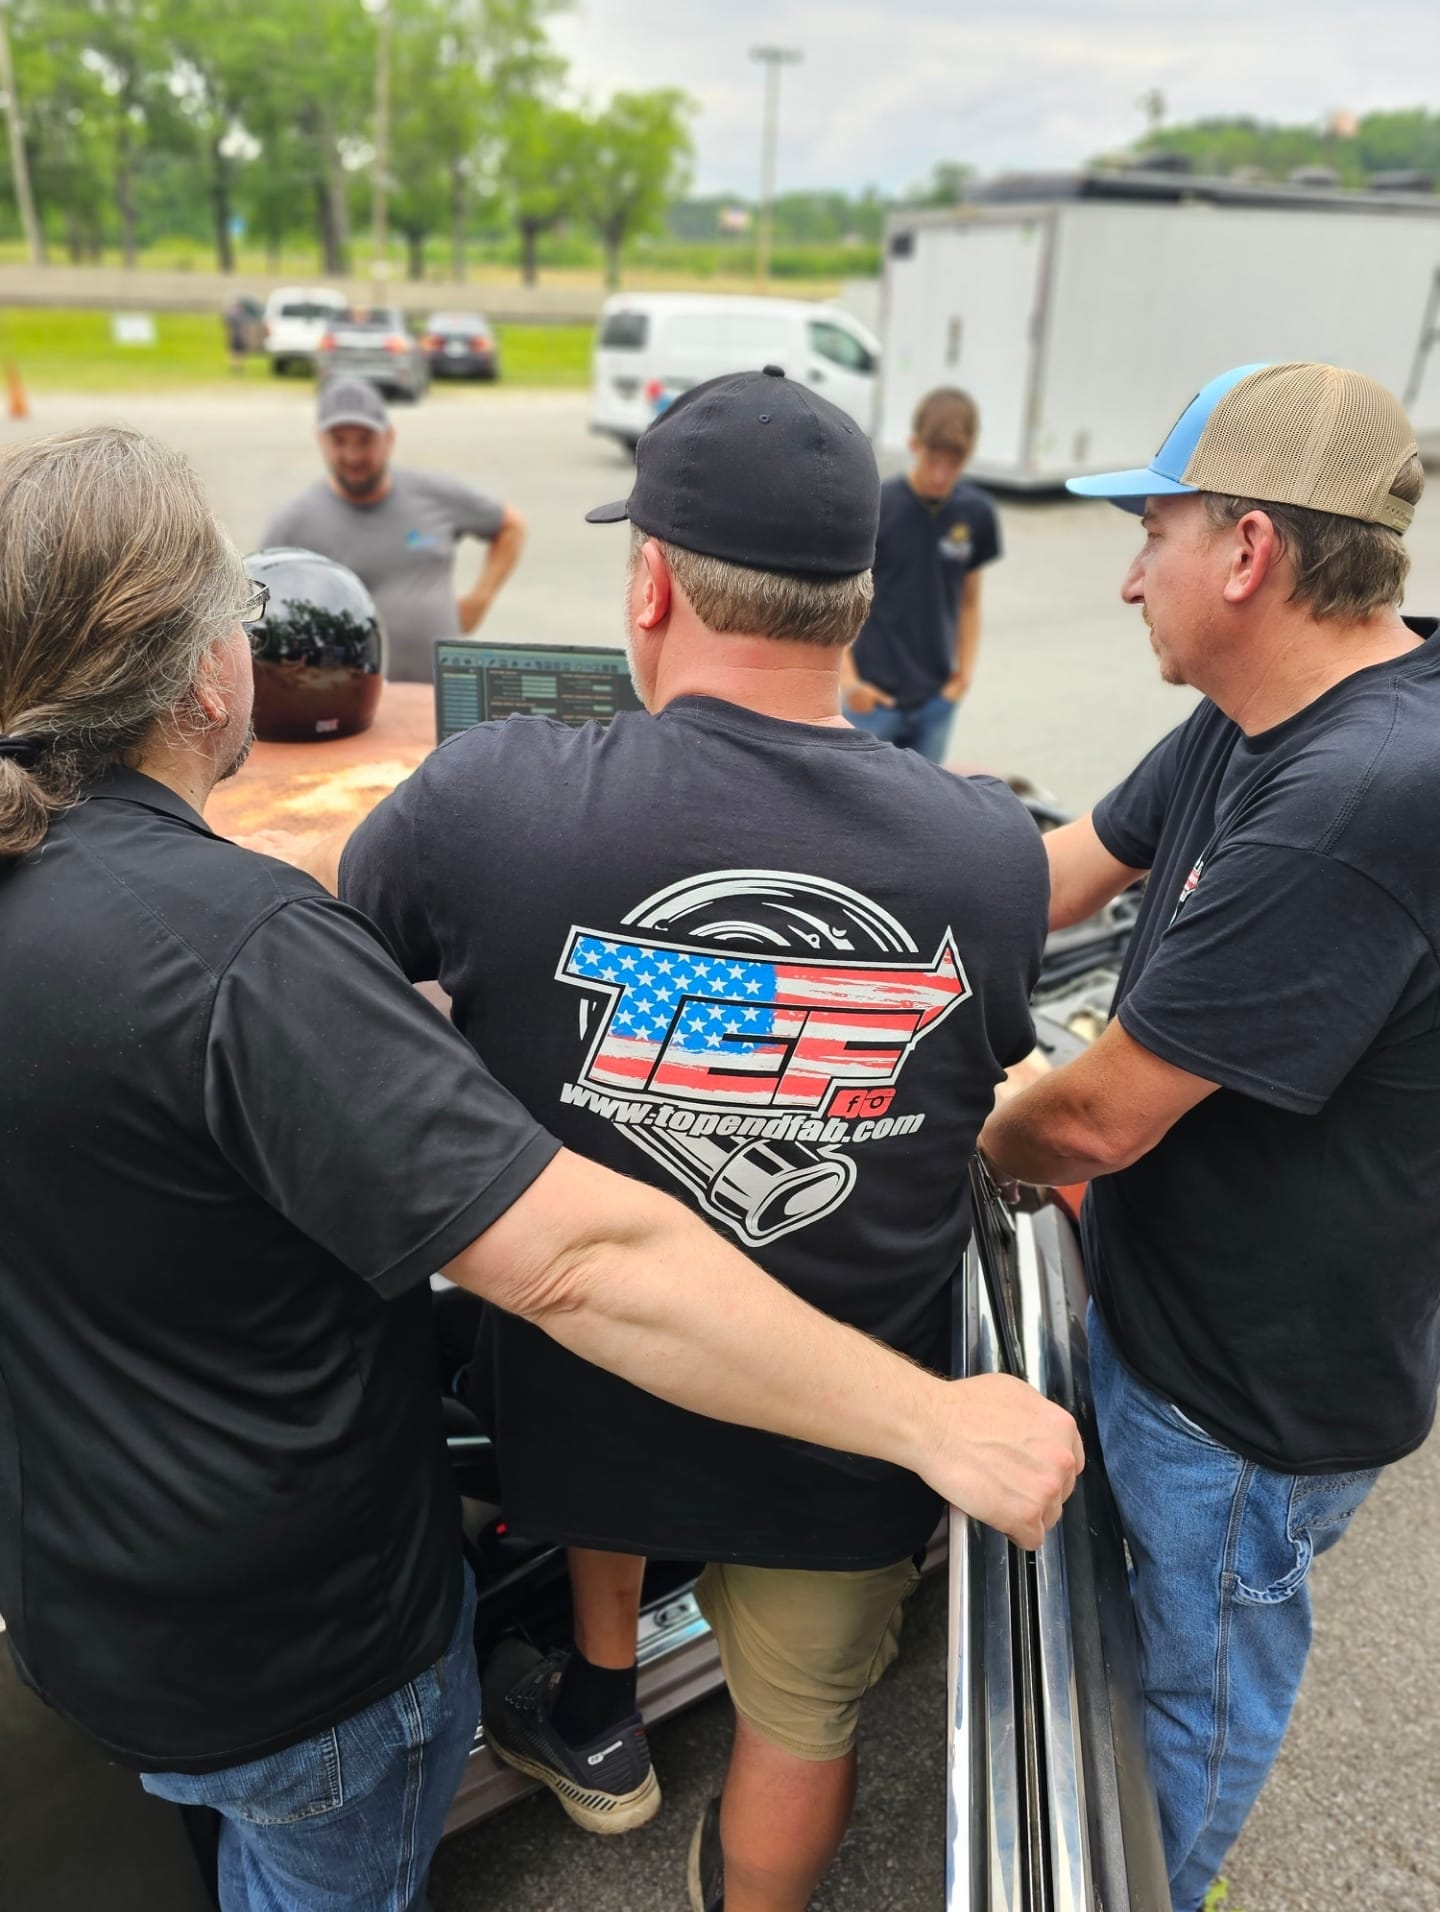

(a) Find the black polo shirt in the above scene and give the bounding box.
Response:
[0,769,557,1772]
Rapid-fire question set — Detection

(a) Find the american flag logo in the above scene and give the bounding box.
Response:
[1170,855,1206,926]
[558,929,968,1113]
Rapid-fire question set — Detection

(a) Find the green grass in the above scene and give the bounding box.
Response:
[0,306,238,391]
[492,322,590,387]
[0,308,593,394]
[0,233,845,298]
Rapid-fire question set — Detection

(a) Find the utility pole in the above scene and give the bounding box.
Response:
[750,45,801,290]
[370,0,393,298]
[0,2,43,267]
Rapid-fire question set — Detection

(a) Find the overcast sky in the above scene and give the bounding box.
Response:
[550,0,1440,197]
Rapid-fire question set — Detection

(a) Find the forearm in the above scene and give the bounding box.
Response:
[981,1016,1215,1184]
[1046,816,1147,931]
[545,1207,950,1474]
[451,1157,946,1478]
[449,1150,1084,1545]
[951,605,980,689]
[981,1066,1130,1186]
[460,522,525,624]
[982,1096,1121,1187]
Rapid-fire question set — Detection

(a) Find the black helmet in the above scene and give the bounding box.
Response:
[243,547,385,743]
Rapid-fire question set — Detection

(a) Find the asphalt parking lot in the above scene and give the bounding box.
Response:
[3,385,1437,1911]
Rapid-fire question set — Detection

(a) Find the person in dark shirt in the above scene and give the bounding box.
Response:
[340,367,1070,1911]
[981,361,1438,1912]
[841,385,1001,760]
[0,427,1081,1912]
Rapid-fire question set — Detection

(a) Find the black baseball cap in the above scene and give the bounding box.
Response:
[586,366,879,574]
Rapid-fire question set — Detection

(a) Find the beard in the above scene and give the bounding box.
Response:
[219,719,256,782]
[332,465,387,498]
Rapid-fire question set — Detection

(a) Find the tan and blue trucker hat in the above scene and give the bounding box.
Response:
[1068,361,1418,533]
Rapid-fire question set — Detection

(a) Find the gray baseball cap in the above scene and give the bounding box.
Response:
[316,378,389,433]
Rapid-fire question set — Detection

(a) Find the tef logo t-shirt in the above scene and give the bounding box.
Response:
[342,697,1047,1567]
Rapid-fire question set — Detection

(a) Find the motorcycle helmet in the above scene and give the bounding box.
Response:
[243,547,385,743]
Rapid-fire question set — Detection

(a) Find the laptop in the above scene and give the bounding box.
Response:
[433,640,643,743]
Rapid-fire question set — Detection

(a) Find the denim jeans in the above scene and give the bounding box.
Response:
[141,1566,479,1912]
[1087,1302,1378,1912]
[843,690,956,762]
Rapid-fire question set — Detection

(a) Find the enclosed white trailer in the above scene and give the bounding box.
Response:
[879,175,1440,487]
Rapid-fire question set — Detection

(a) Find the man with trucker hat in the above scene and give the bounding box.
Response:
[341,365,1060,1910]
[981,362,1439,1910]
[260,376,527,683]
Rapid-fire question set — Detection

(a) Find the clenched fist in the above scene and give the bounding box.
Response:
[916,1373,1084,1550]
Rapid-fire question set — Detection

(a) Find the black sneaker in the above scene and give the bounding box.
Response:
[687,1795,724,1911]
[481,1639,661,1834]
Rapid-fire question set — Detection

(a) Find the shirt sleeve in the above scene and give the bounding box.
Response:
[1091,717,1196,871]
[967,776,1049,1068]
[1116,841,1436,1113]
[968,495,1002,570]
[203,895,558,1297]
[339,766,441,983]
[436,473,505,542]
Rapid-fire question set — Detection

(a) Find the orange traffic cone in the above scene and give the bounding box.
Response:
[7,363,29,420]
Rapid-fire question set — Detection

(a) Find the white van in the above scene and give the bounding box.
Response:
[591,294,882,449]
[263,286,349,375]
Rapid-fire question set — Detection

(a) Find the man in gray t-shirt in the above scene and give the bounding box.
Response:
[261,378,527,683]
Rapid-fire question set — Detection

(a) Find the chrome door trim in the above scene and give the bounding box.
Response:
[946,1165,1169,1912]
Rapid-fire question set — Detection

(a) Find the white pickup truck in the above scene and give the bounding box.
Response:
[262,286,348,376]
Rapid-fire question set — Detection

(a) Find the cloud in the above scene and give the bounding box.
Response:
[549,0,1440,194]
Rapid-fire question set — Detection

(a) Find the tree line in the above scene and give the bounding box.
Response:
[2,17,1436,293]
[1122,107,1440,190]
[0,0,694,286]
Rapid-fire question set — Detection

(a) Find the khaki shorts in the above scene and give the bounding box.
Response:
[694,1556,921,1761]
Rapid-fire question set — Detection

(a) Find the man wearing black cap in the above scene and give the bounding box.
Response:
[260,377,527,683]
[340,367,1060,1909]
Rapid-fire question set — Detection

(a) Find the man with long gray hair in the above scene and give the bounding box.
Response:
[0,426,1080,1911]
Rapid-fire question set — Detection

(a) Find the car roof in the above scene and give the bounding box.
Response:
[599,293,812,317]
[597,293,879,352]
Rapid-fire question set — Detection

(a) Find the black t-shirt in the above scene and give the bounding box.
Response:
[0,771,557,1771]
[1084,619,1440,1474]
[341,697,1047,1568]
[851,475,1002,709]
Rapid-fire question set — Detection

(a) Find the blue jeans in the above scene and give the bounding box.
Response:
[141,1567,479,1912]
[844,690,956,762]
[1087,1302,1378,1911]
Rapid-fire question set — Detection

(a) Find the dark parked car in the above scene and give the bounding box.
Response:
[421,312,501,381]
[316,306,430,403]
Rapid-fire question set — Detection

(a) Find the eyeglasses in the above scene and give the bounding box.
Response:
[240,582,270,648]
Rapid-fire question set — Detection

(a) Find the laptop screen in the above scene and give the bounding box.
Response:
[434,641,643,742]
